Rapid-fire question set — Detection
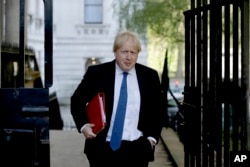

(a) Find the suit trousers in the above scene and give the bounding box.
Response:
[86,136,154,167]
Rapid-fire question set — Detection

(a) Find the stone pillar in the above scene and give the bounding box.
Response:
[0,0,2,43]
[0,0,2,87]
[5,0,27,45]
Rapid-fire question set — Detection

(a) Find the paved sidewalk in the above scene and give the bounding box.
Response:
[50,130,88,167]
[50,129,176,167]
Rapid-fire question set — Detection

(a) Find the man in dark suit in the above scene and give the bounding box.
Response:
[71,30,165,167]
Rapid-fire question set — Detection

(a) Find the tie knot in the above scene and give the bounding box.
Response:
[123,72,128,77]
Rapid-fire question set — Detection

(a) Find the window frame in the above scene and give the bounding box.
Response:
[84,0,103,24]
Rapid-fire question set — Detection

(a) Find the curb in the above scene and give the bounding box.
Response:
[160,127,184,167]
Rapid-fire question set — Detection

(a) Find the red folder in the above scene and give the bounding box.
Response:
[86,93,106,134]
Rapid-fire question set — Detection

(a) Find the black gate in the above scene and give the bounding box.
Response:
[0,0,53,166]
[183,0,249,166]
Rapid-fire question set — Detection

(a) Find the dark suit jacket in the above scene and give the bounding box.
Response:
[70,60,165,158]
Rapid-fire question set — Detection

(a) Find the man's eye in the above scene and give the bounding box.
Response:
[120,50,137,56]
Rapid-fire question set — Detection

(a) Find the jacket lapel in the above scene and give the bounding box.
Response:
[103,61,116,125]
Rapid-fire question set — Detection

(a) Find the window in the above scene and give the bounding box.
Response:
[84,0,103,24]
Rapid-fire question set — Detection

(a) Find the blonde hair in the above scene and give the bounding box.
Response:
[112,30,141,53]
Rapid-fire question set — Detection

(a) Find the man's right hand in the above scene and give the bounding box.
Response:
[82,123,97,139]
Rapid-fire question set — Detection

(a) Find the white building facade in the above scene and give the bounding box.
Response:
[1,0,148,104]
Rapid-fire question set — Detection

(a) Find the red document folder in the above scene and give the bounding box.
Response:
[86,93,106,134]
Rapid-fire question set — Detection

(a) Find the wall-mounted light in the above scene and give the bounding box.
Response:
[91,57,96,65]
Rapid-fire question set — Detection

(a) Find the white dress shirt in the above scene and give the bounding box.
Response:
[106,64,143,142]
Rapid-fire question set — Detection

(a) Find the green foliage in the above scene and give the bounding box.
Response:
[113,0,189,43]
[113,0,189,75]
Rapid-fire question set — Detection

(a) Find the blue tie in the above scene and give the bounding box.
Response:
[110,72,128,151]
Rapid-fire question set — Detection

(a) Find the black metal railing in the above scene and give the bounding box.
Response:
[183,0,249,166]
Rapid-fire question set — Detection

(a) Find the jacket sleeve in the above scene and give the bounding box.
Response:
[70,66,98,133]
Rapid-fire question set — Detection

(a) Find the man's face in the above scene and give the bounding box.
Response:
[114,37,139,72]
